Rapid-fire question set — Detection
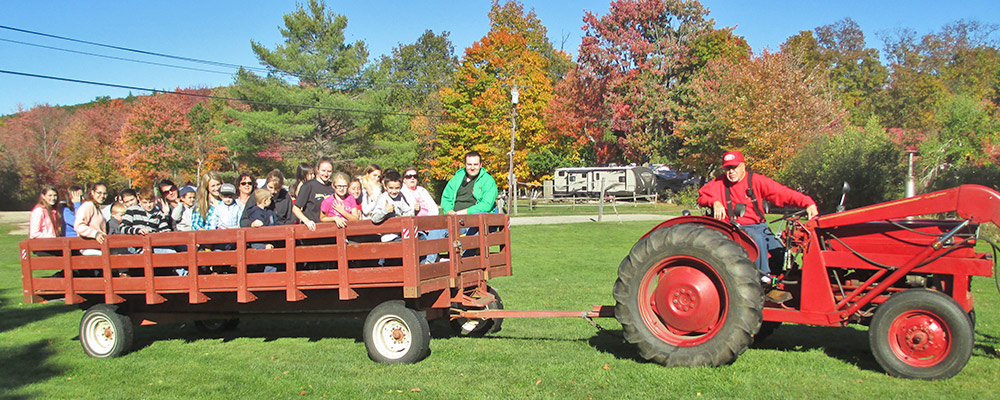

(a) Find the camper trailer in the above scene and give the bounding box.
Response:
[552,166,656,198]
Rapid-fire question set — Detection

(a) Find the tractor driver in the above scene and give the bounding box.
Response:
[697,150,818,304]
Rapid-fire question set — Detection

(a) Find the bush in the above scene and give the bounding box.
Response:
[781,117,904,211]
[670,185,702,210]
[929,164,1000,192]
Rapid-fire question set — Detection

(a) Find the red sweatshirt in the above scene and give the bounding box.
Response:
[698,171,815,225]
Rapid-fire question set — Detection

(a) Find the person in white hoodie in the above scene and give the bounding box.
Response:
[401,167,446,263]
[370,170,415,242]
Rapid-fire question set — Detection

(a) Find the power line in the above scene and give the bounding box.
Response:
[0,24,270,74]
[0,69,440,118]
[0,24,379,88]
[0,37,233,75]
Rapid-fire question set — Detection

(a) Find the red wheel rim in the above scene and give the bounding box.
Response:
[887,310,951,367]
[638,256,727,346]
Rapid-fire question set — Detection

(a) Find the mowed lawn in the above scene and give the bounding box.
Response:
[1,221,999,399]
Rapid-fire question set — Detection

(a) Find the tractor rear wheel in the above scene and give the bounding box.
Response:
[869,289,973,380]
[613,223,763,367]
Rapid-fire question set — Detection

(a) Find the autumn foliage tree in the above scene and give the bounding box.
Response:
[878,20,1000,190]
[63,98,130,187]
[547,0,746,166]
[432,1,561,186]
[0,105,73,189]
[679,51,845,177]
[117,90,226,187]
[782,18,888,125]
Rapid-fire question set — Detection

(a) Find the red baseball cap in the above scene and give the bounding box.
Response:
[722,151,745,167]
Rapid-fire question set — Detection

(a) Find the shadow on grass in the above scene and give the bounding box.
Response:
[587,324,882,371]
[0,289,76,335]
[974,330,1000,358]
[0,340,62,400]
[751,324,878,370]
[121,317,369,354]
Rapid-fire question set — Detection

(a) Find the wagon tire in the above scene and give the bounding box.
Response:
[363,300,430,364]
[80,304,133,358]
[613,223,763,367]
[194,318,240,333]
[869,289,973,380]
[450,287,504,336]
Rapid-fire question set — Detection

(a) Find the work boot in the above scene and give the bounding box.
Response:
[766,289,792,304]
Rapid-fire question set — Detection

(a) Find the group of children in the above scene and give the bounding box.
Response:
[300,164,420,243]
[29,160,443,273]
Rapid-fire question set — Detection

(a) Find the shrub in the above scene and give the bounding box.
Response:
[781,117,904,211]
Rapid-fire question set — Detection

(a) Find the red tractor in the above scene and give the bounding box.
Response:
[611,184,1000,379]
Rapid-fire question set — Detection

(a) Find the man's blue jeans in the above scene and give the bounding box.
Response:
[741,222,783,276]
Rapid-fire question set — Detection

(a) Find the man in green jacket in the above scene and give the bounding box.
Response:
[441,151,498,215]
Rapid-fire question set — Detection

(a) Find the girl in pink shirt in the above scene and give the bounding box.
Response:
[320,172,361,228]
[29,185,61,239]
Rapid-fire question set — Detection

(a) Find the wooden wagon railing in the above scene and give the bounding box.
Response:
[20,214,511,308]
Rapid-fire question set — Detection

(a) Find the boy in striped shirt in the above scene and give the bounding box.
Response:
[121,187,184,275]
[121,187,172,235]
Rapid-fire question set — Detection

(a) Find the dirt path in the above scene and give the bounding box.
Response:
[509,213,670,225]
[0,211,29,235]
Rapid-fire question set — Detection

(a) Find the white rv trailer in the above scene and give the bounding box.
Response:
[552,166,656,198]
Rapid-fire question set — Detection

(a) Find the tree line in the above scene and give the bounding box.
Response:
[1,0,997,211]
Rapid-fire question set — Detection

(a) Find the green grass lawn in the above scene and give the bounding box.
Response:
[2,221,999,399]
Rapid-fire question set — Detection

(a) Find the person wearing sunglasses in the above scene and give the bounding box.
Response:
[401,168,446,263]
[156,179,179,229]
[235,172,257,217]
[400,168,438,217]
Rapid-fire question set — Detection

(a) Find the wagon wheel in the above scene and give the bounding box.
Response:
[613,223,763,367]
[450,287,504,336]
[194,318,240,333]
[869,289,973,380]
[80,304,134,358]
[363,300,431,364]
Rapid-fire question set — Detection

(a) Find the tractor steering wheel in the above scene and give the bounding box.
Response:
[770,209,807,224]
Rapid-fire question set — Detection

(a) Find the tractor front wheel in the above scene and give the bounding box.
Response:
[869,289,973,380]
[613,223,763,367]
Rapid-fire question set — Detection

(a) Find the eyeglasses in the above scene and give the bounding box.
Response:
[240,181,253,186]
[333,185,348,189]
[403,174,418,179]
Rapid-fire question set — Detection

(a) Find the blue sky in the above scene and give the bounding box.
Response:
[1,0,997,115]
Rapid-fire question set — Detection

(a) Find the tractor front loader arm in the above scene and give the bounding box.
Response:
[815,184,1000,229]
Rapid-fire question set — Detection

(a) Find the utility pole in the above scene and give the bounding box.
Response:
[508,85,518,216]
